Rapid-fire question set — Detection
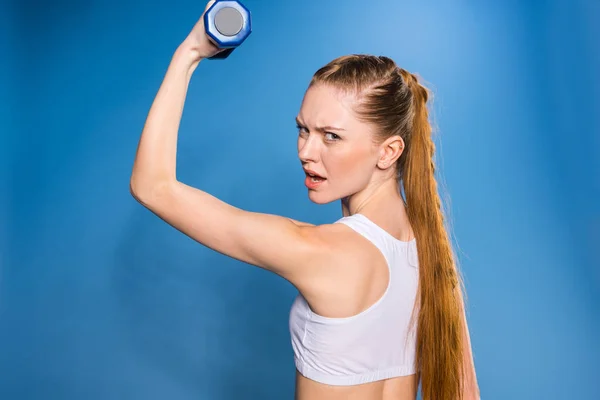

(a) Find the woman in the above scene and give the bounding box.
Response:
[130,2,480,399]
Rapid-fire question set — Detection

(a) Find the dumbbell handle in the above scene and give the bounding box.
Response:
[204,0,252,60]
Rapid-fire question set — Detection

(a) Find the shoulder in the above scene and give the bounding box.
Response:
[302,218,381,263]
[294,218,368,254]
[292,220,382,294]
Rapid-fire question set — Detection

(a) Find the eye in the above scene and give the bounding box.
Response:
[296,124,308,135]
[325,132,340,141]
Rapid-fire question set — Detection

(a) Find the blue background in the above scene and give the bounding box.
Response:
[2,0,599,399]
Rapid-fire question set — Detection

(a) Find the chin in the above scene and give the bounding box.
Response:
[307,190,337,205]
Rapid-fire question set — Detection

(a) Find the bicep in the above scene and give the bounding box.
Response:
[133,180,325,283]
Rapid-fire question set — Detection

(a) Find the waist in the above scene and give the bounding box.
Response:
[294,369,418,400]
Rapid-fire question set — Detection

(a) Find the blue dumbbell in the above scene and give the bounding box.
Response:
[204,0,252,59]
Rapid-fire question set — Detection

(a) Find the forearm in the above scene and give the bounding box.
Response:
[130,42,201,197]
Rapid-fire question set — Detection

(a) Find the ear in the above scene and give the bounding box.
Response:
[377,135,405,169]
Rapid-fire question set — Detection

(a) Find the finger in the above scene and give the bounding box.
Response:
[204,0,217,12]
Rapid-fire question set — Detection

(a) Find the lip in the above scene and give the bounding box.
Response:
[303,168,326,179]
[305,174,326,190]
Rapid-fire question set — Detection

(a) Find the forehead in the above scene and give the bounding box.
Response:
[298,84,362,128]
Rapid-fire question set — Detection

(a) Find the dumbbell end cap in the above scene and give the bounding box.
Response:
[204,0,252,49]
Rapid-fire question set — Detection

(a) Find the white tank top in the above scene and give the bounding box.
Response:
[289,213,420,386]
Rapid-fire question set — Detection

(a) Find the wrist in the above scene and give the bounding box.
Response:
[172,41,203,74]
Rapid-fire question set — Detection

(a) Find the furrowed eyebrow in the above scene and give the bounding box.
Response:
[295,117,345,132]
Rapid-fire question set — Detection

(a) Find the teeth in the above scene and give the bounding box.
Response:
[306,171,325,181]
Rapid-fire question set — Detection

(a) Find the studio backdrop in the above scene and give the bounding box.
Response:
[1,0,599,399]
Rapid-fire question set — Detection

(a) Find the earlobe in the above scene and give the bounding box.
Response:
[378,157,392,169]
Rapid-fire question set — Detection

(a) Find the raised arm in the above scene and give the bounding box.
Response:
[130,1,221,193]
[129,3,351,294]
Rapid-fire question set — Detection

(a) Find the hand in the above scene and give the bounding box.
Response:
[180,0,226,61]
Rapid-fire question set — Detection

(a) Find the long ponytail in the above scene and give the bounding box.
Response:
[400,69,468,400]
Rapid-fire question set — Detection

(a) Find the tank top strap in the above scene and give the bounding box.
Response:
[334,214,389,258]
[335,213,419,269]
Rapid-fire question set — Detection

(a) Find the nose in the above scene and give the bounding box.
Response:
[298,135,320,164]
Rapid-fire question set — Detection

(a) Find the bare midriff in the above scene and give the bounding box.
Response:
[294,370,418,400]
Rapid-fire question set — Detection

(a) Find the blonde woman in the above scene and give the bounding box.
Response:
[130,2,480,399]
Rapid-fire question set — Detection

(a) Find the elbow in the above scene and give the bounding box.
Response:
[129,178,150,205]
[129,176,173,206]
[129,179,144,202]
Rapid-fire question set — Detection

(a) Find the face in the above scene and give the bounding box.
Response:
[296,83,382,204]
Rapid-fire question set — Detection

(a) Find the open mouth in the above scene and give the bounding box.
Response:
[306,171,326,182]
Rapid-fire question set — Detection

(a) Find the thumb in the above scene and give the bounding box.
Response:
[204,0,217,13]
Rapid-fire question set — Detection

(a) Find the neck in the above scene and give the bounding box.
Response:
[341,177,403,217]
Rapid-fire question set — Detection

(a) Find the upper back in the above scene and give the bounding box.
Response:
[289,213,420,386]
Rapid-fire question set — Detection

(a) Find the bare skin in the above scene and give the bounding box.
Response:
[296,371,418,400]
[130,2,478,399]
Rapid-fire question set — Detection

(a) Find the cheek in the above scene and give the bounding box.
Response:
[328,147,374,185]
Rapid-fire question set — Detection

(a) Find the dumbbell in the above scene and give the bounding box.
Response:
[204,0,252,59]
